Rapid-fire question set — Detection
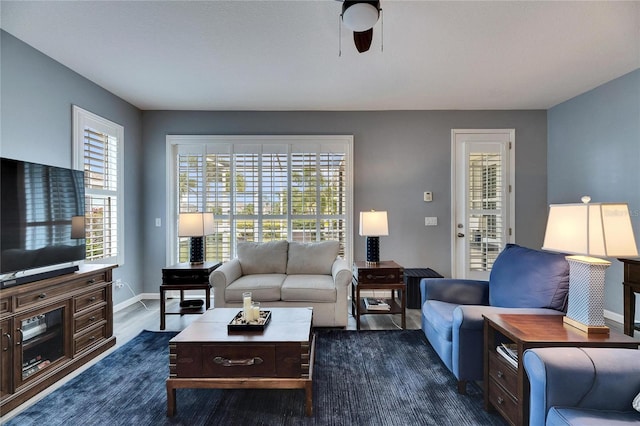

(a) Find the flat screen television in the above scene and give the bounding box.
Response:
[1,157,85,286]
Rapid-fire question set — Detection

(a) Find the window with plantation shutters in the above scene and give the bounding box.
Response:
[169,136,353,264]
[73,106,124,265]
[468,152,503,271]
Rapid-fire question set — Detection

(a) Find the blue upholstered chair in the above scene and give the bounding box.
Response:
[524,347,640,425]
[420,244,570,393]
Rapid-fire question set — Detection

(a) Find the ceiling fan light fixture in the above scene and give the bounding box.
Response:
[342,3,379,32]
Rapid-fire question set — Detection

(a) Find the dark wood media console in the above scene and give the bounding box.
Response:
[0,264,116,414]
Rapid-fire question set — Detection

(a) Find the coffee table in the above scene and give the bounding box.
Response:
[166,307,315,417]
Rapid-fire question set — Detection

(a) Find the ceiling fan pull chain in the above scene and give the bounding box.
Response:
[380,8,384,52]
[338,13,342,57]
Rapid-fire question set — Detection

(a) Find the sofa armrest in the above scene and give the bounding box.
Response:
[524,347,640,426]
[331,258,352,289]
[420,278,489,307]
[211,259,243,307]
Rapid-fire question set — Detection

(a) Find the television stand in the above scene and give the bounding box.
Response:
[0,264,116,414]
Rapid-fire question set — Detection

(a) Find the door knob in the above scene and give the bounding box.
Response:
[457,233,465,238]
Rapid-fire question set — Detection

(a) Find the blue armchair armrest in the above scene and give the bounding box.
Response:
[524,347,640,426]
[420,278,489,307]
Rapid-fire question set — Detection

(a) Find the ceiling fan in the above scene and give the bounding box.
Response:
[338,0,382,53]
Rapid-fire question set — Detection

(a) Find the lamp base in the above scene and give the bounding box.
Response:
[563,315,610,335]
[189,236,204,265]
[365,236,380,264]
[564,255,611,335]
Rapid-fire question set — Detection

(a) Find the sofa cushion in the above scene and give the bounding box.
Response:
[286,241,339,275]
[225,274,285,302]
[281,275,336,302]
[237,240,288,275]
[489,244,569,310]
[546,407,640,426]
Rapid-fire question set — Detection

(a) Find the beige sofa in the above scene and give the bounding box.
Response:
[210,240,352,327]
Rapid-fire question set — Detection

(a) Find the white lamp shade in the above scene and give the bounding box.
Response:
[542,202,638,257]
[359,211,389,236]
[178,213,215,237]
[342,3,379,32]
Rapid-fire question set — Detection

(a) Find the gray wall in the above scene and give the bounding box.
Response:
[548,69,640,320]
[142,110,548,292]
[0,31,144,305]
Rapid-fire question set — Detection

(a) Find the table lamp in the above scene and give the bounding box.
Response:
[178,212,215,264]
[71,215,85,239]
[542,196,638,334]
[359,210,389,265]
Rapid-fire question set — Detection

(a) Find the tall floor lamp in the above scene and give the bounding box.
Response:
[542,197,638,334]
[359,210,389,265]
[178,212,215,264]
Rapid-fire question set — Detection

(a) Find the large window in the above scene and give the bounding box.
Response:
[168,136,353,264]
[73,106,124,265]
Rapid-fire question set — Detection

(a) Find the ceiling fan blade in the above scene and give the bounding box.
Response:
[353,28,374,53]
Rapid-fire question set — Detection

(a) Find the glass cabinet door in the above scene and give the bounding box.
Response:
[15,301,69,387]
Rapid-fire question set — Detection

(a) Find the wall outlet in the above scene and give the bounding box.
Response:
[425,217,438,226]
[114,279,124,289]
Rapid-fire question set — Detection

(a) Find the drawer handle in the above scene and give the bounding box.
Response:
[89,296,97,302]
[38,293,47,299]
[497,370,504,378]
[2,333,11,351]
[89,316,96,321]
[213,356,263,367]
[87,278,96,284]
[497,396,504,405]
[365,274,395,280]
[88,336,96,341]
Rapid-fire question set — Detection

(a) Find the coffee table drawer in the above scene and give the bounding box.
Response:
[204,345,276,377]
[175,344,277,377]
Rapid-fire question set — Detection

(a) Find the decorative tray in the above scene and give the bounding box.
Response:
[227,310,272,332]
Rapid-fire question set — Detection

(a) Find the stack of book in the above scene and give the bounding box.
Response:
[364,298,390,311]
[496,343,518,368]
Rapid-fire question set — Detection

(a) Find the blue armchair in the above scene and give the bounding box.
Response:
[420,244,570,393]
[524,347,640,425]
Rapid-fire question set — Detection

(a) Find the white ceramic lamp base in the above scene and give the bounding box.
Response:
[564,255,611,335]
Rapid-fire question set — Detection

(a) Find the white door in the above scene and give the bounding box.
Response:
[451,129,515,280]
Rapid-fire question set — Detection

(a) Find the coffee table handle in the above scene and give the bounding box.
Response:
[213,356,263,367]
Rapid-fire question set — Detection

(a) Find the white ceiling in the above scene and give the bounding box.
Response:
[1,1,639,111]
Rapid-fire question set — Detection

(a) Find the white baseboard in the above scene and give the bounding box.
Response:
[113,292,213,313]
[113,293,158,312]
[604,309,625,325]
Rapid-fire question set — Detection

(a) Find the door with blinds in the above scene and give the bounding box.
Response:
[451,129,514,280]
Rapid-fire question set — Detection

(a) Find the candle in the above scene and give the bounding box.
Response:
[251,302,260,323]
[242,292,252,322]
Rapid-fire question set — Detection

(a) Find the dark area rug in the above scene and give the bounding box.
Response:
[5,329,505,425]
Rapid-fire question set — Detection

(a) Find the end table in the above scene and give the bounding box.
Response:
[160,261,221,330]
[351,260,406,330]
[483,313,639,426]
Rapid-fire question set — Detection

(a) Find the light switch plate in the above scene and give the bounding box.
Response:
[425,217,438,226]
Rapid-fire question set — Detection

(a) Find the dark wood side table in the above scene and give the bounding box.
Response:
[483,313,639,426]
[160,261,221,330]
[351,260,405,330]
[619,258,640,337]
